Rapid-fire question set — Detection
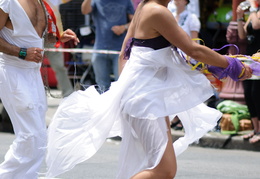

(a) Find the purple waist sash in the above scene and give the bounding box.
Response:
[124,36,171,59]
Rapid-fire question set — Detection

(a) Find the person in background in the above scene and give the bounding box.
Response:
[0,0,77,135]
[169,0,201,130]
[81,0,135,93]
[0,0,78,178]
[168,0,200,17]
[44,0,74,97]
[237,0,260,143]
[172,0,200,40]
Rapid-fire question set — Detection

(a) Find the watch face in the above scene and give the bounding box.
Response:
[19,48,27,59]
[21,51,26,56]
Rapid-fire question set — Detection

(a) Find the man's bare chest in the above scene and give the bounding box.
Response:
[18,0,47,36]
[28,7,46,28]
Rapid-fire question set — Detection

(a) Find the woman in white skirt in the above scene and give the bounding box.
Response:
[45,0,252,178]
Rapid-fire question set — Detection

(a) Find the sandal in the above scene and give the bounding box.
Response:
[242,131,256,140]
[249,134,260,144]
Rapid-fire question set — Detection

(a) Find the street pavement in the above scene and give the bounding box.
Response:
[1,132,260,179]
[0,89,260,178]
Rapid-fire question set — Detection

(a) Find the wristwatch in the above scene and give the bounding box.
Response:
[237,18,244,22]
[18,48,27,60]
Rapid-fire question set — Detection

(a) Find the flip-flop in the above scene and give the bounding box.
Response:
[249,134,260,144]
[242,131,256,140]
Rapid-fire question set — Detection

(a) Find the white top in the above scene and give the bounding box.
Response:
[0,0,45,68]
[173,9,201,37]
[168,0,200,17]
[49,0,63,6]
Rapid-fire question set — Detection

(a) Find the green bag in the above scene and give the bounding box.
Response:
[217,100,250,134]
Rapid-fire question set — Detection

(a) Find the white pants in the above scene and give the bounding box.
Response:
[0,64,47,179]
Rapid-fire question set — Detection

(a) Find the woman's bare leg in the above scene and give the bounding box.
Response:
[131,117,177,179]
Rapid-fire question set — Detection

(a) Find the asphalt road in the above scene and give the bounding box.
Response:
[1,132,259,179]
[1,90,260,179]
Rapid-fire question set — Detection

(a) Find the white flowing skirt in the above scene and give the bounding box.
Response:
[45,46,222,178]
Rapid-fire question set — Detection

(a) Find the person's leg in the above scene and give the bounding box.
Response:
[250,80,260,132]
[249,80,260,143]
[110,54,119,81]
[131,117,177,179]
[249,117,260,143]
[91,53,111,93]
[0,106,13,133]
[45,49,74,97]
[0,66,47,179]
[242,80,257,139]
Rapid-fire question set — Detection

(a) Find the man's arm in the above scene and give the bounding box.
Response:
[81,0,92,15]
[0,9,44,63]
[0,9,20,57]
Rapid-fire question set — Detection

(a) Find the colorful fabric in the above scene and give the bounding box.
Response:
[217,100,250,134]
[207,56,245,81]
[43,0,61,47]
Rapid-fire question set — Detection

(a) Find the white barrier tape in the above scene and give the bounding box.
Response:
[44,48,120,55]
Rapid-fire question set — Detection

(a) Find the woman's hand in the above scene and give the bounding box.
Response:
[236,5,245,19]
[239,63,253,80]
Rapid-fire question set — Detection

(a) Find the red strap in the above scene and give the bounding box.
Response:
[43,1,61,48]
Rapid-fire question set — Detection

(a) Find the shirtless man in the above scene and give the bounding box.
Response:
[0,0,78,178]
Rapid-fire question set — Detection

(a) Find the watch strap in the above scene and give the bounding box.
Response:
[18,48,27,59]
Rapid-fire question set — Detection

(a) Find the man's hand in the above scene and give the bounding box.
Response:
[60,29,80,45]
[111,25,127,36]
[24,48,44,63]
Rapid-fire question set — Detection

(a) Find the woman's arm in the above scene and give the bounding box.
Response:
[152,7,229,68]
[236,5,248,40]
[119,3,252,79]
[154,7,252,80]
[118,20,135,75]
[190,31,199,42]
[118,3,139,75]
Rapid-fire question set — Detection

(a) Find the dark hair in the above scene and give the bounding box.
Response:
[187,0,190,4]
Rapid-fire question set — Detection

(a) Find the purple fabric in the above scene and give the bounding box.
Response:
[207,56,245,81]
[124,38,135,60]
[124,36,171,60]
[212,44,240,54]
[249,60,260,76]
